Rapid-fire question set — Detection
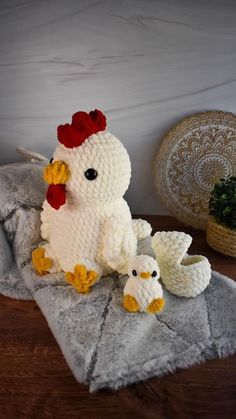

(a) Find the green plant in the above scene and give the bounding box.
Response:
[209,176,236,230]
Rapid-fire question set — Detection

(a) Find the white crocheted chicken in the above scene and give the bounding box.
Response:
[152,231,211,298]
[123,255,165,313]
[32,110,151,293]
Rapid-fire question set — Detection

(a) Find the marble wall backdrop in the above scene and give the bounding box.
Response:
[1,0,236,214]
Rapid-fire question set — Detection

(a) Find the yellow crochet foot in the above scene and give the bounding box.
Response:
[146,298,165,314]
[123,295,139,312]
[32,247,52,275]
[65,264,98,294]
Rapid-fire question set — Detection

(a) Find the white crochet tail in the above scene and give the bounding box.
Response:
[132,219,152,241]
[151,231,192,264]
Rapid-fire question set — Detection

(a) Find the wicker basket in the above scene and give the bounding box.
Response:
[207,216,236,258]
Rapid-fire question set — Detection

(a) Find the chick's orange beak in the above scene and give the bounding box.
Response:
[43,160,70,185]
[140,272,151,279]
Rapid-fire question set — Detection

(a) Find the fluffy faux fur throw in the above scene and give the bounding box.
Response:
[0,163,236,391]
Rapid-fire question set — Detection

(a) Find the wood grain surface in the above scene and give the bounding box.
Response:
[0,216,235,419]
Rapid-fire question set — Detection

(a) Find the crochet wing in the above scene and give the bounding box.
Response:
[40,200,53,241]
[103,215,137,274]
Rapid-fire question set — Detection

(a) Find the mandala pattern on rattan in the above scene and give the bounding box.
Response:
[154,111,236,230]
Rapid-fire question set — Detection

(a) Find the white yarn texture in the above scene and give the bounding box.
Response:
[124,255,163,312]
[151,231,211,298]
[41,131,151,276]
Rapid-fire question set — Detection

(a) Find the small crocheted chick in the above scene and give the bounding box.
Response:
[123,255,165,314]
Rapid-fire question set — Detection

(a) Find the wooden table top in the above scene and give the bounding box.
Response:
[0,216,235,419]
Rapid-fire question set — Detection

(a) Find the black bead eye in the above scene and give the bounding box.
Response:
[132,270,137,276]
[50,157,54,164]
[84,168,98,181]
[152,271,157,277]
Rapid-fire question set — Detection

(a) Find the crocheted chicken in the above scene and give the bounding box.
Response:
[123,255,165,313]
[32,109,151,293]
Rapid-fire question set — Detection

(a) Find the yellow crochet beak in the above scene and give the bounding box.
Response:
[140,272,151,279]
[43,160,70,185]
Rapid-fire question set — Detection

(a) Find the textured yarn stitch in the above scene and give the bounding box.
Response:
[124,255,164,312]
[40,127,151,279]
[152,231,211,298]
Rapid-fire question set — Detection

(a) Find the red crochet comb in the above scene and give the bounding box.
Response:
[57,109,106,148]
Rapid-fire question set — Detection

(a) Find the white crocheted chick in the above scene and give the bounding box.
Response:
[32,109,151,294]
[123,255,165,313]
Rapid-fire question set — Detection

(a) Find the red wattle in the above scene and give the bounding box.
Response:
[46,184,66,210]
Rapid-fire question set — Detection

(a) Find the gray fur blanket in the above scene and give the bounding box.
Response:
[0,163,236,392]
